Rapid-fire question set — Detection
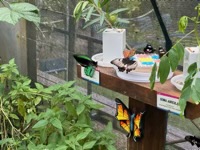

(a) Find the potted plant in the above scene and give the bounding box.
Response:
[150,3,200,114]
[73,0,132,65]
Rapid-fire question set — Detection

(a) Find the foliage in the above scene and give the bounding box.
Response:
[73,0,130,32]
[150,3,200,114]
[0,59,116,150]
[0,0,40,25]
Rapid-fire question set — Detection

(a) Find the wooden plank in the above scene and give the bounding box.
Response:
[77,65,200,120]
[128,98,168,150]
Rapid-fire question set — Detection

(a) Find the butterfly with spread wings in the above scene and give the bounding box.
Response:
[73,54,97,77]
[111,58,137,73]
[115,98,145,142]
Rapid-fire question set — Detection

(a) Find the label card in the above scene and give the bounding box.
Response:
[157,92,181,115]
[81,66,100,85]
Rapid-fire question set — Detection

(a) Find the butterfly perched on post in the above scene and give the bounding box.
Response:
[73,54,97,77]
[115,98,145,142]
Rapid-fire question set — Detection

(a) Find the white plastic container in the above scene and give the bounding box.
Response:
[102,28,126,63]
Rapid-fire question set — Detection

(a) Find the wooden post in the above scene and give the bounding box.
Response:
[128,98,168,150]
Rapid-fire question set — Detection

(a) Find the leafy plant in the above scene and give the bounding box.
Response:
[73,0,129,30]
[0,0,40,25]
[150,3,200,114]
[0,59,116,150]
[73,0,132,49]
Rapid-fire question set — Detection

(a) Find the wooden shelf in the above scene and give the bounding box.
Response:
[77,65,200,150]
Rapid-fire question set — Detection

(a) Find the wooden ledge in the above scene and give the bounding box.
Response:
[77,65,200,120]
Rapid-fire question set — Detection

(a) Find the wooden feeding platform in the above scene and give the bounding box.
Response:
[76,65,200,150]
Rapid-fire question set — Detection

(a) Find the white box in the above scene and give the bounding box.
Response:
[183,46,200,78]
[102,28,126,63]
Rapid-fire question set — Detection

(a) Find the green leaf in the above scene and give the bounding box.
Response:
[83,17,100,29]
[179,86,191,113]
[9,113,19,120]
[149,63,157,89]
[191,87,200,104]
[94,0,99,6]
[76,104,85,115]
[101,0,109,7]
[51,118,63,130]
[0,138,13,146]
[73,1,84,21]
[117,18,130,24]
[173,43,184,61]
[18,99,26,117]
[195,78,200,93]
[85,100,103,109]
[81,1,89,11]
[168,50,179,71]
[76,128,92,141]
[65,102,77,116]
[48,132,59,144]
[85,6,94,22]
[0,3,40,25]
[0,7,16,24]
[100,12,105,26]
[178,16,188,33]
[32,119,48,129]
[83,140,97,149]
[55,146,68,150]
[40,129,47,143]
[158,56,170,84]
[35,83,44,90]
[34,96,42,105]
[110,8,129,15]
[188,62,197,74]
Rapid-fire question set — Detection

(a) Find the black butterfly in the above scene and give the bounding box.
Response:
[73,54,97,68]
[111,58,137,73]
[185,135,200,148]
[143,44,155,53]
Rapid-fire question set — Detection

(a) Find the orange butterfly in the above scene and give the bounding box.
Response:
[123,49,136,58]
[115,98,145,141]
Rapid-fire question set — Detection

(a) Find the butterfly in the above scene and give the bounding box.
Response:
[73,54,97,77]
[143,44,155,54]
[185,135,200,148]
[123,49,136,58]
[111,58,137,73]
[115,98,145,142]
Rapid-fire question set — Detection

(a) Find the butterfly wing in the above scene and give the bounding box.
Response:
[133,112,145,142]
[73,54,97,67]
[123,49,136,58]
[115,98,130,121]
[111,58,125,72]
[126,61,137,73]
[115,98,133,137]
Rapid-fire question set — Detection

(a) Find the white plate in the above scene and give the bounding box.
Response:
[113,66,174,83]
[171,74,184,91]
[91,53,113,67]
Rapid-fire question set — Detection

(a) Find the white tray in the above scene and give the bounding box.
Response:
[113,66,174,83]
[170,74,184,91]
[91,53,113,67]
